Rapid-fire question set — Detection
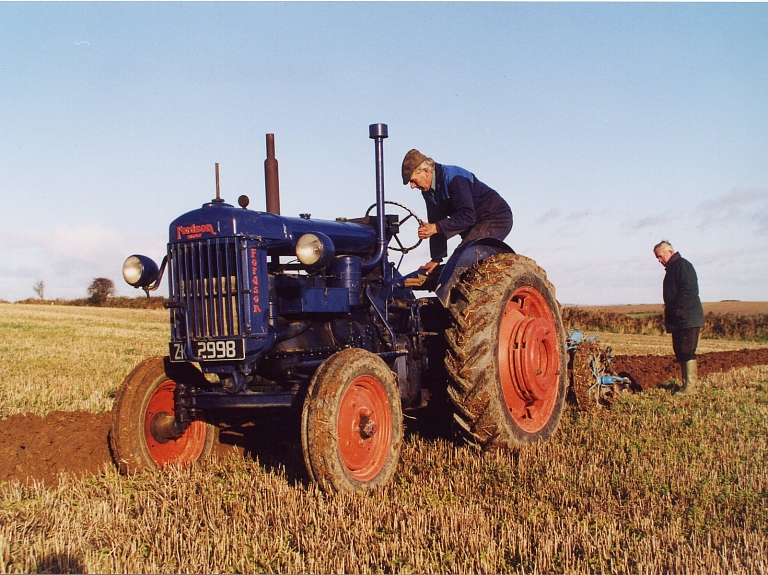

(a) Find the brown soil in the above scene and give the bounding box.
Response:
[612,348,768,391]
[0,411,114,487]
[2,348,768,487]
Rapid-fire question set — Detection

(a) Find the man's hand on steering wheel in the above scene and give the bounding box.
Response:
[365,201,425,254]
[417,222,439,240]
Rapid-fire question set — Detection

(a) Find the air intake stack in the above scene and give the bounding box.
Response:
[361,123,388,273]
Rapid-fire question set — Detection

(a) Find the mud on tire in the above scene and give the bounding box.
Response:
[445,253,567,448]
[301,348,402,493]
[110,356,218,474]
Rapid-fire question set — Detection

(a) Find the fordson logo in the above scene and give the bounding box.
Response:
[176,223,217,240]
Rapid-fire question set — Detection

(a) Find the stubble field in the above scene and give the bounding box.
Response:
[1,303,767,574]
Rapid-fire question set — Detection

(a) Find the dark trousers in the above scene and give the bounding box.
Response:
[672,327,701,363]
[459,211,514,245]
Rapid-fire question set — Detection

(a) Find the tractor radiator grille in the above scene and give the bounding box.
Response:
[169,238,243,338]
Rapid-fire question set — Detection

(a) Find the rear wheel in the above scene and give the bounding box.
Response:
[110,357,218,473]
[445,253,567,447]
[301,348,402,492]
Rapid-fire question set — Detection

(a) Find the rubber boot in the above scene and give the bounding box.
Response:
[677,359,698,396]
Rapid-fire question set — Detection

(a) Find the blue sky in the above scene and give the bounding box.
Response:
[1,2,767,305]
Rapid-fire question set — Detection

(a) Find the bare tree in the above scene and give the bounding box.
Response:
[33,280,45,300]
[87,277,115,306]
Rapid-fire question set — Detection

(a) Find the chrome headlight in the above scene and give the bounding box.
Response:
[296,233,335,269]
[122,255,159,287]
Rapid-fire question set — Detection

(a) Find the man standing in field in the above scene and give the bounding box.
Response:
[653,240,704,396]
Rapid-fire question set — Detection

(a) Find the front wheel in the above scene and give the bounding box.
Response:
[301,348,402,492]
[110,357,218,474]
[445,253,567,447]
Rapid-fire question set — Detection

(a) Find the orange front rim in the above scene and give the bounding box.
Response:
[498,286,561,433]
[337,375,392,482]
[143,380,208,468]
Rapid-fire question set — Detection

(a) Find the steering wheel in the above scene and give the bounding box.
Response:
[365,201,424,253]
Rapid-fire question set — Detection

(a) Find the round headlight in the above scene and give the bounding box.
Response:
[123,255,159,287]
[296,233,335,268]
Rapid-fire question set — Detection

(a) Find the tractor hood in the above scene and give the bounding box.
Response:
[169,201,378,257]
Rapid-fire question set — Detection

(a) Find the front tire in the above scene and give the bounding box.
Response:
[445,253,567,447]
[110,357,218,474]
[301,348,402,492]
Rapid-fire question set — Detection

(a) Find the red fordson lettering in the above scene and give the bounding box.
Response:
[250,248,261,313]
[176,223,218,240]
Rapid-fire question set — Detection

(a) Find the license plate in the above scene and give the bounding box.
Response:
[169,339,245,362]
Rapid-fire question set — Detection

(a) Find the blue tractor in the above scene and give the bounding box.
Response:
[111,124,568,492]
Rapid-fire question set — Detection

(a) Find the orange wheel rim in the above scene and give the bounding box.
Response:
[337,375,392,482]
[143,380,208,468]
[498,286,561,432]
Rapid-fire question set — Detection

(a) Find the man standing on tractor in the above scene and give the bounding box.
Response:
[401,149,513,275]
[653,240,705,396]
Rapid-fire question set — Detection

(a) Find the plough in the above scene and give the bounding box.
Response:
[566,328,631,411]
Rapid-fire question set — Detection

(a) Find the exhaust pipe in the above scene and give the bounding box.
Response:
[361,123,388,272]
[264,133,281,215]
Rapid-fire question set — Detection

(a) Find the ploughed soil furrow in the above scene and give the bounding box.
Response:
[612,348,768,390]
[2,348,768,486]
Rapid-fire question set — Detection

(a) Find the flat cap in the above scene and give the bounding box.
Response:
[401,149,428,185]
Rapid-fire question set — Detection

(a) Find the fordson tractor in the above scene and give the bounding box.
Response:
[112,123,568,492]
